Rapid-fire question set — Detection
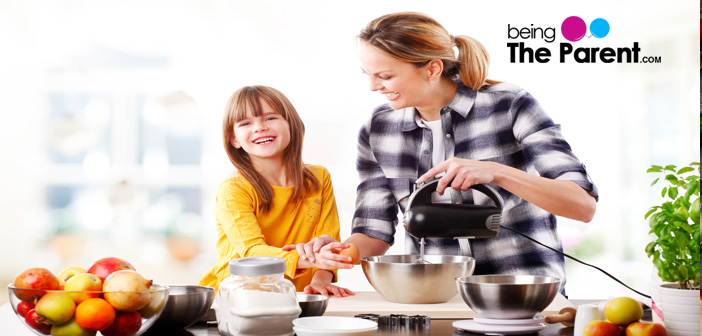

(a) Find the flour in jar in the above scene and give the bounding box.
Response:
[229,289,300,316]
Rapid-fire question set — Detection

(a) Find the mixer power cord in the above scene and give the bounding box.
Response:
[498,225,651,299]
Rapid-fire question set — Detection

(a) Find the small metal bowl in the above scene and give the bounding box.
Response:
[456,274,561,319]
[361,255,475,304]
[149,285,215,331]
[297,293,329,317]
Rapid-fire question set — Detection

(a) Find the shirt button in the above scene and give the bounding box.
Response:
[446,134,451,138]
[424,150,429,154]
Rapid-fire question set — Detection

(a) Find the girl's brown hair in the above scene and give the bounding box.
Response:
[359,12,499,90]
[222,85,320,212]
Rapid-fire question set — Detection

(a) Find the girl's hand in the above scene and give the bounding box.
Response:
[416,157,497,195]
[304,281,355,298]
[282,234,344,263]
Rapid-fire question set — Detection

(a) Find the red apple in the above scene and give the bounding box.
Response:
[101,311,142,336]
[87,257,135,283]
[103,270,152,312]
[35,292,76,325]
[13,267,60,302]
[64,273,103,304]
[583,320,621,336]
[625,321,668,336]
[17,301,34,317]
[25,309,51,335]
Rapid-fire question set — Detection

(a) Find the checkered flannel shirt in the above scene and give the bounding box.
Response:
[351,81,598,293]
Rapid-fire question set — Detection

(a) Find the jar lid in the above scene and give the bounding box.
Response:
[229,256,286,276]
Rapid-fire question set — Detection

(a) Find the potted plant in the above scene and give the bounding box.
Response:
[644,162,700,334]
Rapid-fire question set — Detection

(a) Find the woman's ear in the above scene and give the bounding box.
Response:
[230,136,241,149]
[426,59,444,81]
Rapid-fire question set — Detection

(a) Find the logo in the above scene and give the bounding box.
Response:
[506,17,661,64]
[561,16,610,42]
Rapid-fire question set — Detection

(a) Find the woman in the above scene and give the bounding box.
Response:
[287,12,598,294]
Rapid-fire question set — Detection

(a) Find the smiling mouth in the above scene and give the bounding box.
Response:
[253,136,275,144]
[383,92,399,100]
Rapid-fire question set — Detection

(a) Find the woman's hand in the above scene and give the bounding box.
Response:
[416,157,497,195]
[282,234,353,269]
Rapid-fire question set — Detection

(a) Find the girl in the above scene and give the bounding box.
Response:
[199,85,353,297]
[291,12,598,295]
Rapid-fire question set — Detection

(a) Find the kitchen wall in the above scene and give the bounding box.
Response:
[0,0,698,305]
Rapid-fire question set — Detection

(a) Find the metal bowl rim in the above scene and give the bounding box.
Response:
[361,254,475,263]
[455,274,561,285]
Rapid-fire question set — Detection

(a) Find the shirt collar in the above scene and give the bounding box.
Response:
[400,81,477,132]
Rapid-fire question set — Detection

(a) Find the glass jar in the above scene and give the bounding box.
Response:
[214,256,301,336]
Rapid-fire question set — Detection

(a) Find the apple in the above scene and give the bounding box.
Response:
[13,267,60,302]
[103,270,152,312]
[25,309,51,335]
[87,257,135,283]
[64,273,103,304]
[17,301,34,317]
[625,321,667,336]
[50,318,97,336]
[57,266,86,287]
[583,320,621,336]
[138,288,167,318]
[35,291,76,325]
[101,311,142,336]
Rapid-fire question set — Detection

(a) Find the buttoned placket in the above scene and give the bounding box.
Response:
[440,106,473,257]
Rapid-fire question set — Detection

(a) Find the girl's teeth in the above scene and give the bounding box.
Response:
[254,137,274,144]
[386,92,399,98]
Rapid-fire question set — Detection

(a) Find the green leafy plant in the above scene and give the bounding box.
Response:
[644,162,700,290]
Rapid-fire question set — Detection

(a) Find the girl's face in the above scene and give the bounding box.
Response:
[230,98,291,163]
[359,42,433,111]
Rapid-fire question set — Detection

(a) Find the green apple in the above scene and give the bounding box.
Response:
[604,297,644,326]
[51,318,96,336]
[138,288,167,318]
[57,267,87,287]
[64,273,102,304]
[35,292,76,325]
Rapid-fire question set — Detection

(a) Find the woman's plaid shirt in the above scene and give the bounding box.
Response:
[351,81,598,292]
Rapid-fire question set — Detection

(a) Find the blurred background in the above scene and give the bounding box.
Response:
[0,0,698,305]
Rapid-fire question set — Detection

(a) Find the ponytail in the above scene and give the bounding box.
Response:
[453,35,499,90]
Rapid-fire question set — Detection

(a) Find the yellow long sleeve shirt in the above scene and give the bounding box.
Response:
[199,165,340,292]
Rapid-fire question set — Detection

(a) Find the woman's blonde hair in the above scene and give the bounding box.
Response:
[359,12,499,90]
[222,85,319,212]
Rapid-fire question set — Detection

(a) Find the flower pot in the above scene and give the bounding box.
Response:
[658,283,700,336]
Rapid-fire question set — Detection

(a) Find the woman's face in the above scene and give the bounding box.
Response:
[230,98,291,164]
[359,42,432,111]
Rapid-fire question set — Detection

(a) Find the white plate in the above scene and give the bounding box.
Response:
[473,315,545,325]
[293,316,378,330]
[293,326,378,336]
[453,319,547,335]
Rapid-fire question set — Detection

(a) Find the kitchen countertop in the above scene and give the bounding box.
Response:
[1,297,652,336]
[169,298,651,336]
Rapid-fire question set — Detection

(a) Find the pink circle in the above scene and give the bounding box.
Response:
[561,16,586,42]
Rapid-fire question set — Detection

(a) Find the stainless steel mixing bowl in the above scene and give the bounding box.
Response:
[361,255,475,304]
[456,274,561,319]
[297,293,329,317]
[149,285,215,330]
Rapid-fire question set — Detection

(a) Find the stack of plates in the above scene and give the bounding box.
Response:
[292,316,378,336]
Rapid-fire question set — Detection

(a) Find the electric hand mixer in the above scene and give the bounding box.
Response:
[403,179,504,262]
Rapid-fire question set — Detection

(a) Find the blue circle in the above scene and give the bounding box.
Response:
[590,18,610,38]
